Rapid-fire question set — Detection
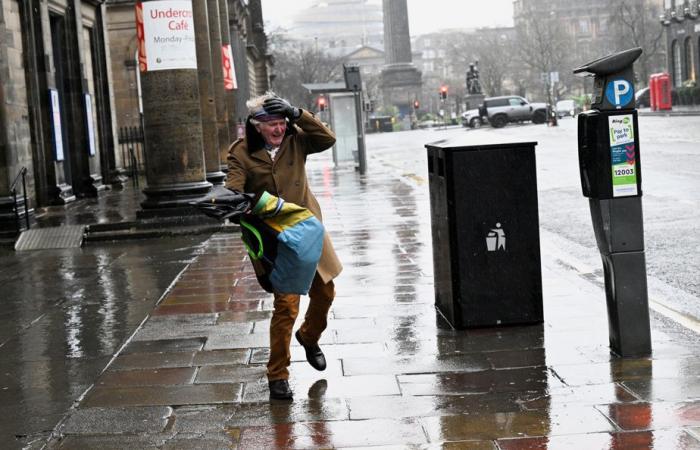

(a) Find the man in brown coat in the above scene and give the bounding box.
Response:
[226,92,342,400]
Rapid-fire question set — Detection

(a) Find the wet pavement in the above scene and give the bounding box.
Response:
[2,146,700,449]
[32,181,144,228]
[0,235,209,448]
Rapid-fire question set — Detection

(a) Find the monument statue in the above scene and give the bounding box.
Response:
[466,61,482,95]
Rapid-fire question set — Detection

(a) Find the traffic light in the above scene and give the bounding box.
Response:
[440,86,448,100]
[318,96,326,112]
[413,100,420,110]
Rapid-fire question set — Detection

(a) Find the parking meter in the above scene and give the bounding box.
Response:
[573,47,651,357]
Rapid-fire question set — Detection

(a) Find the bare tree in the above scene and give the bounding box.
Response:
[607,0,665,85]
[267,30,344,110]
[514,4,574,103]
[444,30,515,97]
[474,31,516,97]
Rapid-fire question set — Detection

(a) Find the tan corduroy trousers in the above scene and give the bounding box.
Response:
[267,273,335,381]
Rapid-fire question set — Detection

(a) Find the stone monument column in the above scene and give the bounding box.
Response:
[380,0,422,116]
[193,1,226,186]
[137,0,211,209]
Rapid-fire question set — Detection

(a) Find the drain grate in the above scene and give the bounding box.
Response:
[15,226,86,251]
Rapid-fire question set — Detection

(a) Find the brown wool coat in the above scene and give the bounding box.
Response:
[225,109,343,284]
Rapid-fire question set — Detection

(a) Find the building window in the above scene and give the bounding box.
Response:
[672,40,682,86]
[685,37,695,81]
[579,19,589,34]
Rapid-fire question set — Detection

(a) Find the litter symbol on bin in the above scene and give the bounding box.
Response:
[486,223,506,252]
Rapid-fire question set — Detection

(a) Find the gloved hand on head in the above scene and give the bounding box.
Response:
[263,97,301,121]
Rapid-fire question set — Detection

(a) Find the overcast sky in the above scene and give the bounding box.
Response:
[260,0,514,36]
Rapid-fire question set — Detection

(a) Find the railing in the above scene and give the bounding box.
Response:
[117,126,145,187]
[10,167,30,232]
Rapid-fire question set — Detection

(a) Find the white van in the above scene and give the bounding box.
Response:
[555,100,577,118]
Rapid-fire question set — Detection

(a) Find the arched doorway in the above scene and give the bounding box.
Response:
[672,40,682,87]
[684,37,695,82]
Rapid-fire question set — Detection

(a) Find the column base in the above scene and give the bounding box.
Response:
[206,171,226,186]
[82,173,109,197]
[49,183,77,205]
[141,180,213,209]
[108,170,130,190]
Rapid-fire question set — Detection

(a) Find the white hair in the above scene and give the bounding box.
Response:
[246,91,278,125]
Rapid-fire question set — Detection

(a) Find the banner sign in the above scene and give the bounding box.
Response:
[49,89,64,161]
[85,94,96,156]
[608,114,638,197]
[135,0,196,72]
[222,44,237,90]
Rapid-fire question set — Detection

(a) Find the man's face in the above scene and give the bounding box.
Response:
[256,119,287,147]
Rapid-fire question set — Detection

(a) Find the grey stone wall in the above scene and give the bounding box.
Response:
[0,0,35,199]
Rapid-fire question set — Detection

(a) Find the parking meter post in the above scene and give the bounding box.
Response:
[573,47,651,358]
[354,89,367,175]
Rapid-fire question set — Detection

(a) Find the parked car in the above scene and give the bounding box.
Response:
[461,109,483,128]
[479,96,548,128]
[555,99,578,118]
[417,119,437,129]
[635,86,650,108]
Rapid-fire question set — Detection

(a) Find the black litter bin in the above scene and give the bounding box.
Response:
[426,141,543,329]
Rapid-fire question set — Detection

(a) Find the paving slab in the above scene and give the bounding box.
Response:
[226,397,350,427]
[169,405,237,434]
[58,406,172,434]
[98,367,197,387]
[235,417,427,448]
[81,383,242,408]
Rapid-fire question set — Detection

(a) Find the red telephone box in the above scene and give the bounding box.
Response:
[656,73,672,111]
[649,74,659,111]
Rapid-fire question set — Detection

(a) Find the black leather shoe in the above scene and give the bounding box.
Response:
[295,330,327,371]
[268,379,293,400]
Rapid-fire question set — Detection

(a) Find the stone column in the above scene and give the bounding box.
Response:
[65,0,107,196]
[138,0,211,209]
[207,0,231,173]
[193,0,225,186]
[248,0,270,94]
[380,0,422,116]
[219,0,238,142]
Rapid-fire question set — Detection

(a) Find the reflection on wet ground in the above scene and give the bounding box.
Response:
[32,182,144,228]
[0,235,208,448]
[6,155,700,449]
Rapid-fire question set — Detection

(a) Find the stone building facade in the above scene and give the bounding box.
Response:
[1,0,117,237]
[661,0,699,87]
[230,0,272,125]
[105,0,272,137]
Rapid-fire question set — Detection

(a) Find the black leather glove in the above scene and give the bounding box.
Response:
[263,97,301,121]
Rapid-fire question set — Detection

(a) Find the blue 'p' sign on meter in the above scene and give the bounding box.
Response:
[605,78,634,109]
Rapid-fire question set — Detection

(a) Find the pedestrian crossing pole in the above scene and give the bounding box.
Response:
[344,65,366,175]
